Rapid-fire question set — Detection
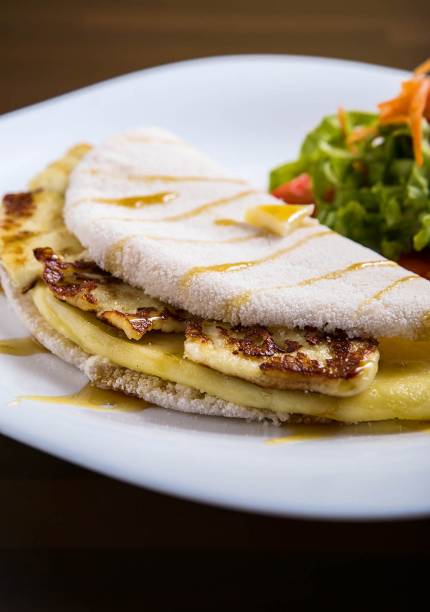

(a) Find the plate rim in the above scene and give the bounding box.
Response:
[0,53,408,122]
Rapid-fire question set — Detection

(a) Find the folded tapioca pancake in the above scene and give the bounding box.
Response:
[65,128,430,340]
[2,137,430,424]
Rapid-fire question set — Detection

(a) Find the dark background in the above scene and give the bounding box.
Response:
[2,0,430,115]
[1,1,430,609]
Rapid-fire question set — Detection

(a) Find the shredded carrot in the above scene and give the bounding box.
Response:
[347,125,377,145]
[339,59,430,163]
[337,106,348,137]
[425,96,430,121]
[379,113,410,126]
[374,59,430,165]
[378,79,419,120]
[415,58,430,75]
[410,78,430,166]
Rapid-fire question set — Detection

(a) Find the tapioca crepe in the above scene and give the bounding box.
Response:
[65,128,430,340]
[2,130,430,424]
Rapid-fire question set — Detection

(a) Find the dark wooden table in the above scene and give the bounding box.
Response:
[1,1,430,609]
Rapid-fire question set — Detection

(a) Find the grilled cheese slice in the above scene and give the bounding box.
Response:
[184,321,379,397]
[34,247,185,339]
[34,248,379,394]
[0,145,91,292]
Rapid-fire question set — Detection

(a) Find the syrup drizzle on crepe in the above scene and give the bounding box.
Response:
[95,192,177,208]
[83,168,247,185]
[103,237,131,273]
[129,174,247,184]
[214,218,246,227]
[357,275,422,311]
[103,229,266,273]
[297,260,398,288]
[0,337,47,356]
[224,259,398,319]
[224,292,253,320]
[145,232,264,244]
[16,383,150,412]
[181,229,333,289]
[86,190,260,224]
[162,190,259,222]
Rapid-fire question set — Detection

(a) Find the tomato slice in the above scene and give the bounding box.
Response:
[272,173,314,204]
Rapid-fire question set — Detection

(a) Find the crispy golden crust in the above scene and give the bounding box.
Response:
[186,322,377,381]
[1,191,37,236]
[184,320,208,341]
[34,246,112,303]
[34,247,185,340]
[259,337,374,380]
[0,177,84,294]
[98,308,182,341]
[2,191,35,218]
[221,325,302,357]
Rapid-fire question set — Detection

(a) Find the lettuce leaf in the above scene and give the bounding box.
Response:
[270,112,430,259]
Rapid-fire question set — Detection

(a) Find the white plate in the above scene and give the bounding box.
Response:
[1,55,430,520]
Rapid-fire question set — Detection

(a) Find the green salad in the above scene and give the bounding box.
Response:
[270,110,430,261]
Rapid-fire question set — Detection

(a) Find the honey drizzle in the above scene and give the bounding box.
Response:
[95,192,177,208]
[0,337,47,356]
[103,237,134,273]
[17,383,150,412]
[161,190,258,222]
[84,168,247,185]
[146,232,263,245]
[181,229,333,289]
[357,275,421,311]
[296,259,398,288]
[223,257,396,320]
[127,174,247,185]
[224,292,252,320]
[214,218,245,227]
[95,190,260,225]
[267,420,430,445]
[103,229,264,272]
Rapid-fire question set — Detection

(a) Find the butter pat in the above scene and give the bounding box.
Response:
[245,204,315,236]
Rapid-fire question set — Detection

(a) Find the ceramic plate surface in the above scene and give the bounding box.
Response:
[1,55,429,519]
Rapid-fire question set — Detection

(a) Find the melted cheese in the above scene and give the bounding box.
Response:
[31,284,430,422]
